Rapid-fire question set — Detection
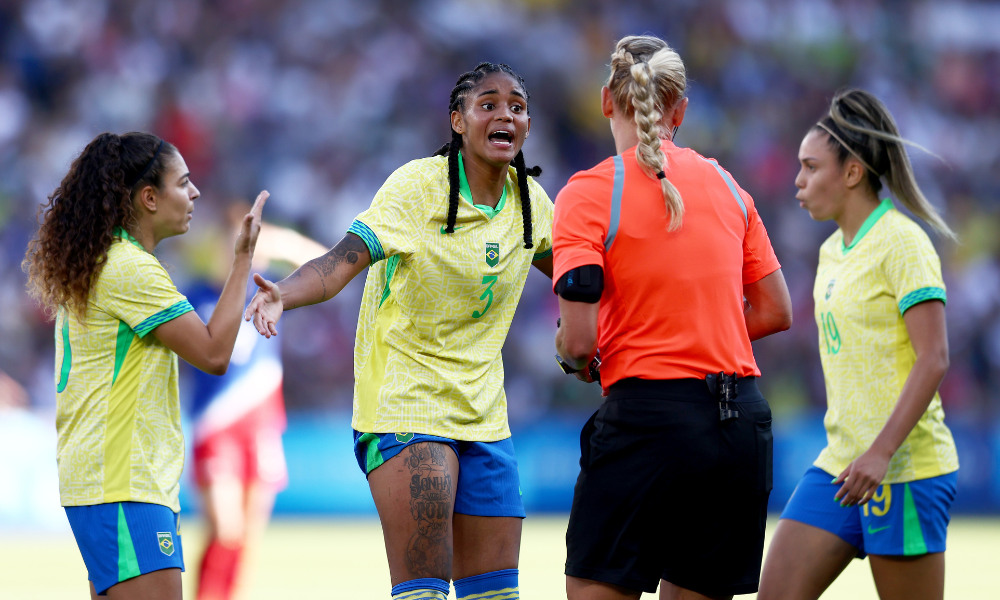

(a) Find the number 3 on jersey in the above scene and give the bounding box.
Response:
[473,275,498,319]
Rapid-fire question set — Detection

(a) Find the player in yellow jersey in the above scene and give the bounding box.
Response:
[23,132,268,600]
[759,90,959,600]
[244,63,552,600]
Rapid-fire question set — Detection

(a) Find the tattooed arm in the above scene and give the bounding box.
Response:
[244,233,371,337]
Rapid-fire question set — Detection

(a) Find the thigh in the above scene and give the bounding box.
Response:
[869,553,944,600]
[200,475,246,544]
[105,568,182,600]
[757,519,857,600]
[368,441,459,584]
[566,575,642,600]
[453,515,521,579]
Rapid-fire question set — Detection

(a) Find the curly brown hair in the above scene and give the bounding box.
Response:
[22,132,177,317]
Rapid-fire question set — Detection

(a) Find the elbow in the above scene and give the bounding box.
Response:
[205,357,230,376]
[776,309,793,333]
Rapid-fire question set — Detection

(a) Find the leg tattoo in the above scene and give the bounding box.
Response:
[404,443,453,576]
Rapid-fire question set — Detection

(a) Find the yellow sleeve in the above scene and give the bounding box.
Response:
[529,178,554,261]
[97,248,193,338]
[883,224,946,315]
[349,160,426,263]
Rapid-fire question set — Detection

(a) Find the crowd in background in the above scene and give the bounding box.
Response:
[2,0,999,425]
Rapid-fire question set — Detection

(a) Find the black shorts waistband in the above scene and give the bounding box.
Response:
[607,376,760,403]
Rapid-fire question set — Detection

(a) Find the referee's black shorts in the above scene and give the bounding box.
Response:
[565,377,773,596]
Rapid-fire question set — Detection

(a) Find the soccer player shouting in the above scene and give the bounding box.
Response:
[759,90,959,600]
[23,132,268,599]
[553,35,792,600]
[244,63,554,600]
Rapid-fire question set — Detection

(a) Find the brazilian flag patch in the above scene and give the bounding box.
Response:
[486,242,500,267]
[157,532,174,556]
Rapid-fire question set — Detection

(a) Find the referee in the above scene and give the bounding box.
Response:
[553,36,793,600]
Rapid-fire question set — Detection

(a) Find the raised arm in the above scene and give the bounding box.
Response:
[244,233,371,338]
[743,268,793,341]
[153,191,268,375]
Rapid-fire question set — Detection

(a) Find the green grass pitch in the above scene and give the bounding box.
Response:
[2,516,997,598]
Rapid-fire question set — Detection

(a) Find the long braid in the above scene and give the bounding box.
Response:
[445,130,462,234]
[512,151,533,249]
[433,62,543,248]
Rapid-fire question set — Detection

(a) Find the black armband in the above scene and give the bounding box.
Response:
[554,264,604,303]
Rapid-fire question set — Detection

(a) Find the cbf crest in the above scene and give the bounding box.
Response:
[825,279,836,300]
[485,242,500,267]
[157,532,175,556]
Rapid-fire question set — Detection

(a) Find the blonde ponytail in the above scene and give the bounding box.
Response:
[819,89,956,240]
[609,36,687,231]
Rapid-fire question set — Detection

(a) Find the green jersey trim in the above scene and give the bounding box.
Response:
[532,247,553,261]
[843,198,893,254]
[56,309,71,393]
[113,227,145,251]
[116,504,141,581]
[134,300,194,338]
[899,287,947,315]
[112,321,136,385]
[458,152,507,219]
[348,220,385,263]
[379,255,401,308]
[357,432,385,474]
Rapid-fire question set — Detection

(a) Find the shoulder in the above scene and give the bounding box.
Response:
[877,209,939,257]
[818,230,842,258]
[556,156,618,204]
[393,156,447,182]
[100,240,163,283]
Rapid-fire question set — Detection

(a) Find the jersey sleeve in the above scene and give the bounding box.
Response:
[737,185,781,285]
[883,224,946,315]
[552,169,613,289]
[100,250,193,338]
[349,161,425,263]
[529,178,555,261]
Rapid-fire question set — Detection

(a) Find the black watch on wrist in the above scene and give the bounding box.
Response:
[555,354,580,374]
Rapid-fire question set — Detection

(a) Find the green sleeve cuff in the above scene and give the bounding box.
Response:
[899,287,946,315]
[348,220,385,263]
[532,247,553,261]
[134,300,194,338]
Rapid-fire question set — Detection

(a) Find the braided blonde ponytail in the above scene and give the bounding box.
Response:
[609,36,687,231]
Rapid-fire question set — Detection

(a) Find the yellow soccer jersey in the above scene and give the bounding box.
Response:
[813,199,958,483]
[348,153,554,441]
[56,229,193,512]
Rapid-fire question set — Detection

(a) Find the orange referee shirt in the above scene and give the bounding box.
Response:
[553,140,780,388]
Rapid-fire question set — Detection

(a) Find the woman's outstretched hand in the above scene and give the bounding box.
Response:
[245,273,282,338]
[234,190,269,258]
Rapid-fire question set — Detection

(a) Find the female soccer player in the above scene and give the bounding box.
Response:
[758,90,958,600]
[553,35,792,600]
[23,131,267,600]
[244,63,553,600]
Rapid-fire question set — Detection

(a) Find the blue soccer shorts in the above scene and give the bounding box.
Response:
[353,430,525,518]
[780,466,957,558]
[65,501,184,595]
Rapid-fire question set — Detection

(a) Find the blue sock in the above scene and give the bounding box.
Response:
[453,568,519,599]
[390,577,449,600]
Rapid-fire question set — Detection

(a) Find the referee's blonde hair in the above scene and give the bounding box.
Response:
[608,35,686,231]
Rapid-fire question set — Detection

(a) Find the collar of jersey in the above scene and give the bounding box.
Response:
[843,197,893,254]
[113,226,146,251]
[458,151,507,219]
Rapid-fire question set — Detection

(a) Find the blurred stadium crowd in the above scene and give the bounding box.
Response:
[1,0,999,426]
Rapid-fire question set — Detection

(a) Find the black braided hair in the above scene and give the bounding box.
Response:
[432,62,542,248]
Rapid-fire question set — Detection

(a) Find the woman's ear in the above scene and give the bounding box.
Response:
[137,185,158,214]
[843,160,867,189]
[672,97,689,131]
[450,110,465,135]
[601,86,615,119]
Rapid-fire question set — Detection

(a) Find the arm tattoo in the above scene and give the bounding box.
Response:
[311,233,368,276]
[404,443,453,576]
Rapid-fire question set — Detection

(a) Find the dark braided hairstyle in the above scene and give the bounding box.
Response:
[433,62,542,249]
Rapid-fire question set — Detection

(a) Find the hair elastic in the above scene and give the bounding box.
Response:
[816,122,877,175]
[656,171,666,179]
[128,139,164,188]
